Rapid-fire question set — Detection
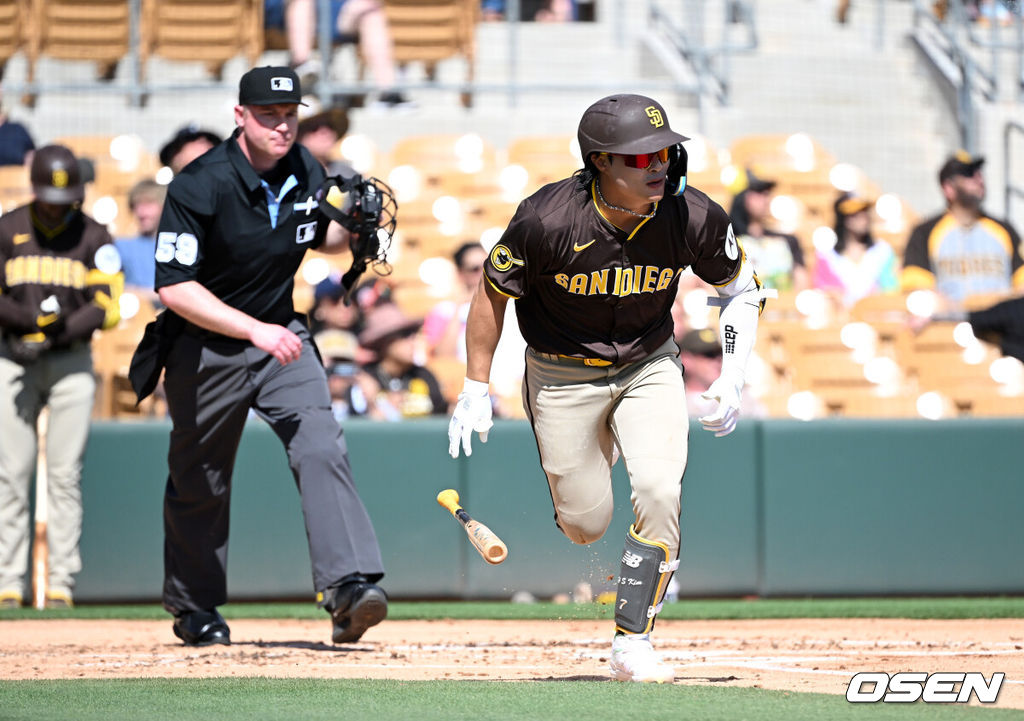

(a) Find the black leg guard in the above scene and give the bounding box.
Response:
[614,525,680,635]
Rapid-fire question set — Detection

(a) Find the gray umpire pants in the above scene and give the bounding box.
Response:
[0,344,95,599]
[522,337,688,557]
[161,318,383,613]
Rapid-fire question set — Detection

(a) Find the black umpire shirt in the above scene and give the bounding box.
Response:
[155,129,328,326]
[485,176,739,364]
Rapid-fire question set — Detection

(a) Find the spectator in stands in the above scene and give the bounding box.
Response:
[265,0,415,110]
[0,96,35,167]
[422,241,487,362]
[297,105,355,176]
[419,240,528,417]
[481,0,577,21]
[836,0,851,23]
[356,303,447,419]
[158,124,222,175]
[678,328,766,419]
[535,0,575,21]
[480,0,504,20]
[729,169,810,292]
[315,328,370,420]
[309,273,367,337]
[813,193,899,308]
[114,179,167,301]
[901,151,1024,307]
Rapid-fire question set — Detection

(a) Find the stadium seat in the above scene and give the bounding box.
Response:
[728,133,837,175]
[91,297,159,419]
[139,0,263,84]
[387,134,499,188]
[815,388,921,418]
[383,0,478,108]
[22,0,132,106]
[505,135,581,188]
[0,0,26,81]
[961,389,1024,417]
[0,165,33,215]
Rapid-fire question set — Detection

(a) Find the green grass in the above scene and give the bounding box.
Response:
[1,678,1021,721]
[2,595,1024,621]
[3,598,1023,720]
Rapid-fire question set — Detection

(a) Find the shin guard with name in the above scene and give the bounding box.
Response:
[614,525,680,635]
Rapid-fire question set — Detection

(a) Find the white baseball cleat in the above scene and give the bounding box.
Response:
[609,633,675,683]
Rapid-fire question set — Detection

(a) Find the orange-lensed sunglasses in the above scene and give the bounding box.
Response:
[604,147,671,169]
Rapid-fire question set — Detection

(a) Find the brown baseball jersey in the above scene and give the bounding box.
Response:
[0,204,122,344]
[484,176,740,363]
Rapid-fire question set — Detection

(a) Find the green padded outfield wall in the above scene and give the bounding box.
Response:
[68,417,1022,602]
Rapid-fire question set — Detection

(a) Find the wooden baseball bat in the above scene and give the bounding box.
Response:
[436,489,508,565]
[32,408,49,611]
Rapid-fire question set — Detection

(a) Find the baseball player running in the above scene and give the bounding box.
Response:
[132,66,386,646]
[448,94,768,682]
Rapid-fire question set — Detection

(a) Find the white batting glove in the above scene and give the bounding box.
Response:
[448,378,494,458]
[699,370,744,437]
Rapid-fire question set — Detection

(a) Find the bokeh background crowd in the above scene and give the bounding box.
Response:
[1,0,1022,424]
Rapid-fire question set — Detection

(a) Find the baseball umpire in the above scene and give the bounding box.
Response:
[448,94,769,682]
[0,145,123,609]
[130,66,387,646]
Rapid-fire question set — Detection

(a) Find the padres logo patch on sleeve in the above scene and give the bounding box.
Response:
[489,244,524,272]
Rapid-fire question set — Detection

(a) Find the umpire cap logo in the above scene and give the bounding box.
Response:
[645,106,664,128]
[490,244,524,272]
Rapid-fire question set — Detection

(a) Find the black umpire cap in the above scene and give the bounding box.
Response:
[239,66,308,106]
[938,150,984,185]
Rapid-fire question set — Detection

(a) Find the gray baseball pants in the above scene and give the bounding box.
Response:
[0,344,95,599]
[522,337,688,557]
[161,318,384,613]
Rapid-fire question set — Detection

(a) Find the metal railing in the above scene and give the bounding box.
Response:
[961,0,1024,102]
[641,0,758,130]
[911,0,1024,152]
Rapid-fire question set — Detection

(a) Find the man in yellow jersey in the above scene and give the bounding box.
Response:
[902,151,1024,306]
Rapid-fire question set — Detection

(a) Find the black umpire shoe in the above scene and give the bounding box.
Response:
[172,609,231,647]
[324,579,388,644]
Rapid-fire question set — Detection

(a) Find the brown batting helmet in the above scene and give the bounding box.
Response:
[31,144,84,204]
[577,94,688,163]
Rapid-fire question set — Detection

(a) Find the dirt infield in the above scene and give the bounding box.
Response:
[2,618,1021,707]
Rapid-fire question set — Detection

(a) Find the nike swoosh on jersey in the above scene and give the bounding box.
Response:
[13,233,30,245]
[573,239,597,252]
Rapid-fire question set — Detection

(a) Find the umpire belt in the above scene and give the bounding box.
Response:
[532,351,614,367]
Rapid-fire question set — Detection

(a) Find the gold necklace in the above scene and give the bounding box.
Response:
[595,180,656,220]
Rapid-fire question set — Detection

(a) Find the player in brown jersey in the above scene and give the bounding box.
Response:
[0,145,123,609]
[447,95,771,682]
